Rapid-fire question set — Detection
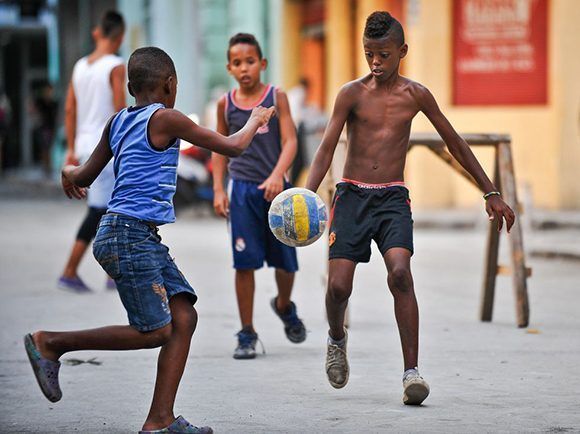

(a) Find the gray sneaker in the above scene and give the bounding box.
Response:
[402,368,430,405]
[325,329,349,389]
[233,328,259,360]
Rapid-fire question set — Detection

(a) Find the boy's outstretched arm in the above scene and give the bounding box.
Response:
[212,96,230,218]
[61,117,114,199]
[258,89,298,201]
[305,85,353,193]
[151,106,275,158]
[415,85,515,232]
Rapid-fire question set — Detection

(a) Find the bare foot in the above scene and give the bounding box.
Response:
[142,414,176,431]
[32,331,61,362]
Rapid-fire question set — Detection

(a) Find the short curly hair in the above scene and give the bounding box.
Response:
[364,11,405,46]
[227,33,263,61]
[128,47,176,94]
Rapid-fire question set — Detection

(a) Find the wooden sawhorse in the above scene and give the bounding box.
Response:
[409,133,531,328]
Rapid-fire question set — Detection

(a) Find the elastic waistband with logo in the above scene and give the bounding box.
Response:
[340,178,407,190]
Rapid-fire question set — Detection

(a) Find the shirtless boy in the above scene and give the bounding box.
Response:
[305,11,515,405]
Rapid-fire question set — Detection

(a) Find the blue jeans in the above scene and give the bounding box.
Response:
[93,213,197,332]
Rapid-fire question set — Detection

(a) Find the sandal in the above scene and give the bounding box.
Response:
[24,333,62,402]
[139,416,213,434]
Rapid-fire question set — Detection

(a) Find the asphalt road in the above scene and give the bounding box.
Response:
[1,198,579,433]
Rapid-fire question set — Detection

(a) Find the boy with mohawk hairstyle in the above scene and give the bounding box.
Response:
[306,12,515,405]
[24,46,274,433]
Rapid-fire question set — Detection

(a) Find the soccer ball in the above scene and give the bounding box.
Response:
[268,188,328,247]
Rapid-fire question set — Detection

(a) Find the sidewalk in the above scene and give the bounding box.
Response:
[411,209,580,261]
[1,198,579,433]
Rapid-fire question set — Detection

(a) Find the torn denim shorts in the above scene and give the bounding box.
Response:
[93,213,197,332]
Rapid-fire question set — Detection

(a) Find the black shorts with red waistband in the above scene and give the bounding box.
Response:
[328,178,413,263]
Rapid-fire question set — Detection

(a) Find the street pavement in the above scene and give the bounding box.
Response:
[1,197,579,433]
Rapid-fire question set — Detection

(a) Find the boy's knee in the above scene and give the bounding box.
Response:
[180,306,197,336]
[236,269,255,281]
[388,267,413,293]
[175,306,198,336]
[328,278,352,303]
[275,268,294,277]
[145,323,172,347]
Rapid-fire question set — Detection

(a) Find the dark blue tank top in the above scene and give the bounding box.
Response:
[225,84,281,183]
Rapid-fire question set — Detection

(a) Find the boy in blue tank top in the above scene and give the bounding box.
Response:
[24,47,274,434]
[212,33,307,360]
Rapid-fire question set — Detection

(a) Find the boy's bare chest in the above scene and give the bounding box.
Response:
[353,92,418,127]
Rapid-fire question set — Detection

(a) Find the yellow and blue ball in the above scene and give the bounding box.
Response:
[268,188,328,247]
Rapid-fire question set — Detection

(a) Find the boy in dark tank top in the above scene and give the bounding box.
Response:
[212,33,308,360]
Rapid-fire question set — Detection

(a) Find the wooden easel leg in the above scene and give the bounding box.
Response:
[480,154,501,322]
[498,142,530,328]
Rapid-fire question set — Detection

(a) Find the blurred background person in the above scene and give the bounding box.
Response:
[31,82,57,178]
[57,10,126,293]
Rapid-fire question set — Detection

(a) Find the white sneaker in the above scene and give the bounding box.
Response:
[325,329,349,389]
[402,368,430,405]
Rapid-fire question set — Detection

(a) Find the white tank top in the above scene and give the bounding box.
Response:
[72,54,124,160]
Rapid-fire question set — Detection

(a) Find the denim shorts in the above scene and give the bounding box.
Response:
[93,213,197,332]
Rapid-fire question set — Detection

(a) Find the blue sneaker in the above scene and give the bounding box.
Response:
[270,297,307,343]
[233,328,259,360]
[57,276,92,293]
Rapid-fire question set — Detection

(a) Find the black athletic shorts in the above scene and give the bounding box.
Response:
[328,180,413,263]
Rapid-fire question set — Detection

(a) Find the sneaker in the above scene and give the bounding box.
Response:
[138,415,213,433]
[326,329,349,389]
[270,297,306,343]
[233,328,259,360]
[57,276,92,293]
[105,277,117,290]
[402,368,430,405]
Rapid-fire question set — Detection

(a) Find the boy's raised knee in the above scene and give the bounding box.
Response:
[174,306,198,336]
[144,323,172,348]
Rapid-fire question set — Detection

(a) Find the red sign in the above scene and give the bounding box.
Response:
[453,0,548,105]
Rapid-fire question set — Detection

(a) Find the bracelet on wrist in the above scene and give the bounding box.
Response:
[483,191,501,200]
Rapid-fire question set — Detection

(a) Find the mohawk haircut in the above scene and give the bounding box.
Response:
[364,11,405,46]
[227,33,263,60]
[99,10,125,39]
[128,47,176,94]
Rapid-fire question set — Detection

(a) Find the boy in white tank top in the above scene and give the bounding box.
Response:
[58,11,126,293]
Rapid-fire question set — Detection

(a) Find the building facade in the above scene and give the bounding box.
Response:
[280,0,580,209]
[3,0,579,210]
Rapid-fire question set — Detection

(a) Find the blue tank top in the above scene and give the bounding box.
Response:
[107,103,180,225]
[226,84,281,183]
